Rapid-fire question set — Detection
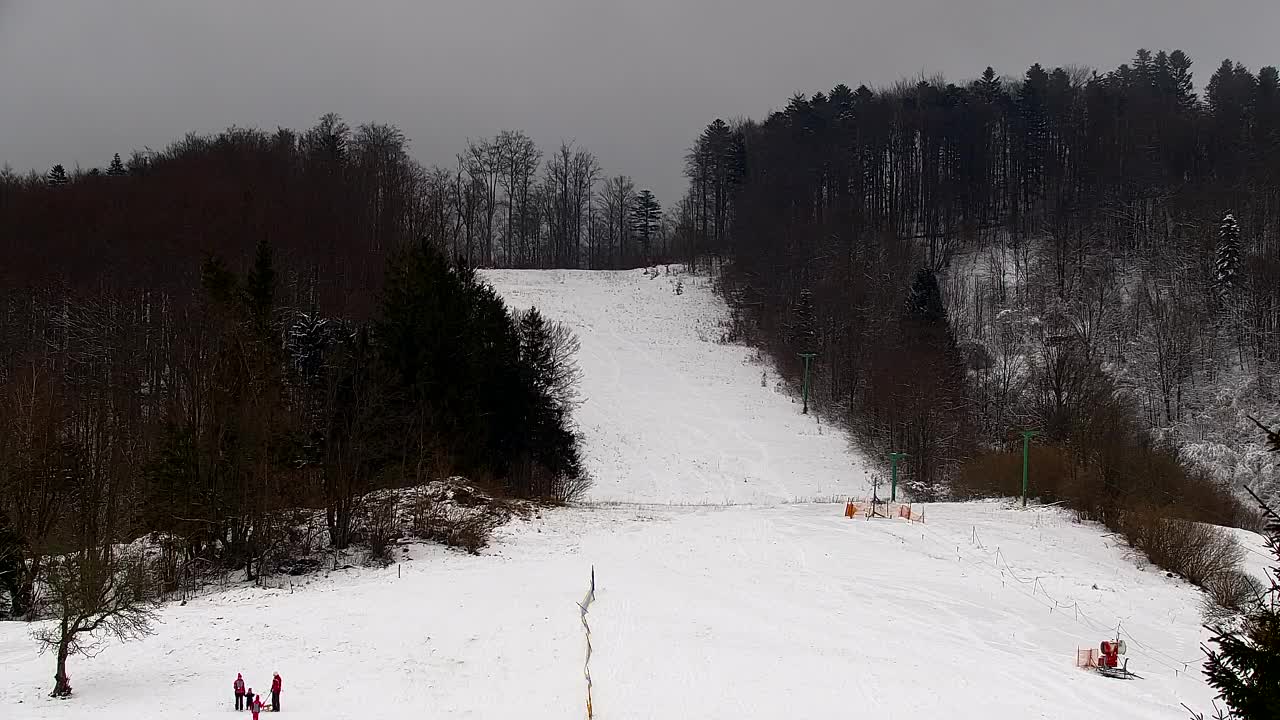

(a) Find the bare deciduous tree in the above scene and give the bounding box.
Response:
[35,550,158,697]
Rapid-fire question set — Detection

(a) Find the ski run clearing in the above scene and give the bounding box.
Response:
[0,267,1263,719]
[486,268,870,505]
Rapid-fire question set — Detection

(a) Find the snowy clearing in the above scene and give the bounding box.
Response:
[0,503,1228,719]
[483,267,870,504]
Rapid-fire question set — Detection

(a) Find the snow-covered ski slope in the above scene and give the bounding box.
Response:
[0,504,1243,719]
[483,268,869,504]
[0,267,1250,719]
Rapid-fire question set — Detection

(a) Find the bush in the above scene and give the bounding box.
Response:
[406,488,502,554]
[957,434,1261,594]
[955,446,1077,501]
[1118,511,1244,587]
[360,495,400,567]
[1202,569,1266,622]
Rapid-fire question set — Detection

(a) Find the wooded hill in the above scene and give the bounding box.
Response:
[677,49,1280,511]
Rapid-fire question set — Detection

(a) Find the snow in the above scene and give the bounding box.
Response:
[0,504,1233,719]
[0,266,1261,719]
[482,267,869,504]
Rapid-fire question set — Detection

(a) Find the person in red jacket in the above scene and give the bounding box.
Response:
[270,672,282,712]
[233,673,246,711]
[249,694,264,720]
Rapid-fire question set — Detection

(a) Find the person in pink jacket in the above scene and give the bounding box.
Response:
[233,673,246,711]
[250,694,264,720]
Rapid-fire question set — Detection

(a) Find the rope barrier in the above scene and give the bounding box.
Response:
[902,512,1197,677]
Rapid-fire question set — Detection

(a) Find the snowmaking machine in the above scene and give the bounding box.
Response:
[1077,639,1141,680]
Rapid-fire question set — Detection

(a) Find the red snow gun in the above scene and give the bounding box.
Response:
[1096,639,1140,679]
[1077,639,1140,679]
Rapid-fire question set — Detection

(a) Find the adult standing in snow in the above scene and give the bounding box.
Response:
[234,673,246,711]
[270,672,282,711]
[250,694,264,720]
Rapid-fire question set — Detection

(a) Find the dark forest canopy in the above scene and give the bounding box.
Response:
[680,49,1279,513]
[0,120,674,317]
[0,119,606,622]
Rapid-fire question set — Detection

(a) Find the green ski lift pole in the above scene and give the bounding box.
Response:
[797,352,817,414]
[889,451,909,503]
[1021,430,1040,508]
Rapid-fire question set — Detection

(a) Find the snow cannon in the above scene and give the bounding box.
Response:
[1094,639,1139,679]
[1099,640,1125,668]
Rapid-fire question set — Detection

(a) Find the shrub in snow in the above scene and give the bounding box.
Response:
[1118,512,1243,588]
[1201,569,1265,623]
[360,495,401,567]
[404,481,516,554]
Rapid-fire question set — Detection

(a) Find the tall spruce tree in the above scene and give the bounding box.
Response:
[976,66,1002,101]
[629,189,662,260]
[906,268,948,326]
[106,153,127,177]
[46,164,68,187]
[519,308,557,402]
[245,239,277,333]
[373,243,579,496]
[1216,212,1243,304]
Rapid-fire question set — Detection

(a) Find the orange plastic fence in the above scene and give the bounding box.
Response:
[842,501,925,523]
[1076,648,1098,669]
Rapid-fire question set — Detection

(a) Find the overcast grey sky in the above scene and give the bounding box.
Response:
[2,1,1278,203]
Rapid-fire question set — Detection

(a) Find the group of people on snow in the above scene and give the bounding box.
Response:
[233,672,282,716]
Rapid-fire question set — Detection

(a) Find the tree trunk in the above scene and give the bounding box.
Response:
[326,493,353,550]
[17,556,41,620]
[52,623,72,697]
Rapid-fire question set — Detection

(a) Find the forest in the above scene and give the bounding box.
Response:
[0,119,668,638]
[678,50,1280,526]
[5,44,1280,671]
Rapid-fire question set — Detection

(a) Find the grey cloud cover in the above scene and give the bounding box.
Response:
[2,0,1277,202]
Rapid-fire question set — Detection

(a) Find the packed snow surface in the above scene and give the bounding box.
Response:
[0,268,1253,719]
[483,268,869,504]
[0,504,1232,719]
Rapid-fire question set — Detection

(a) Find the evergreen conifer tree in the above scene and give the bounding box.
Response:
[906,268,948,326]
[629,189,662,260]
[245,239,277,332]
[46,164,68,187]
[107,153,127,177]
[976,67,1002,101]
[519,308,557,402]
[1216,212,1242,304]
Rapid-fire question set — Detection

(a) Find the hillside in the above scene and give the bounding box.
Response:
[482,267,868,504]
[1,503,1253,719]
[944,243,1280,504]
[0,268,1262,720]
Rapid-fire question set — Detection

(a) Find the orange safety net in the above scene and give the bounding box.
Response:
[842,501,924,523]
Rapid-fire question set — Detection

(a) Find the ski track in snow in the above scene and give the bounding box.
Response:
[0,268,1245,719]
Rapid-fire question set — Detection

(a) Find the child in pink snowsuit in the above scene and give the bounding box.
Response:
[250,694,264,720]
